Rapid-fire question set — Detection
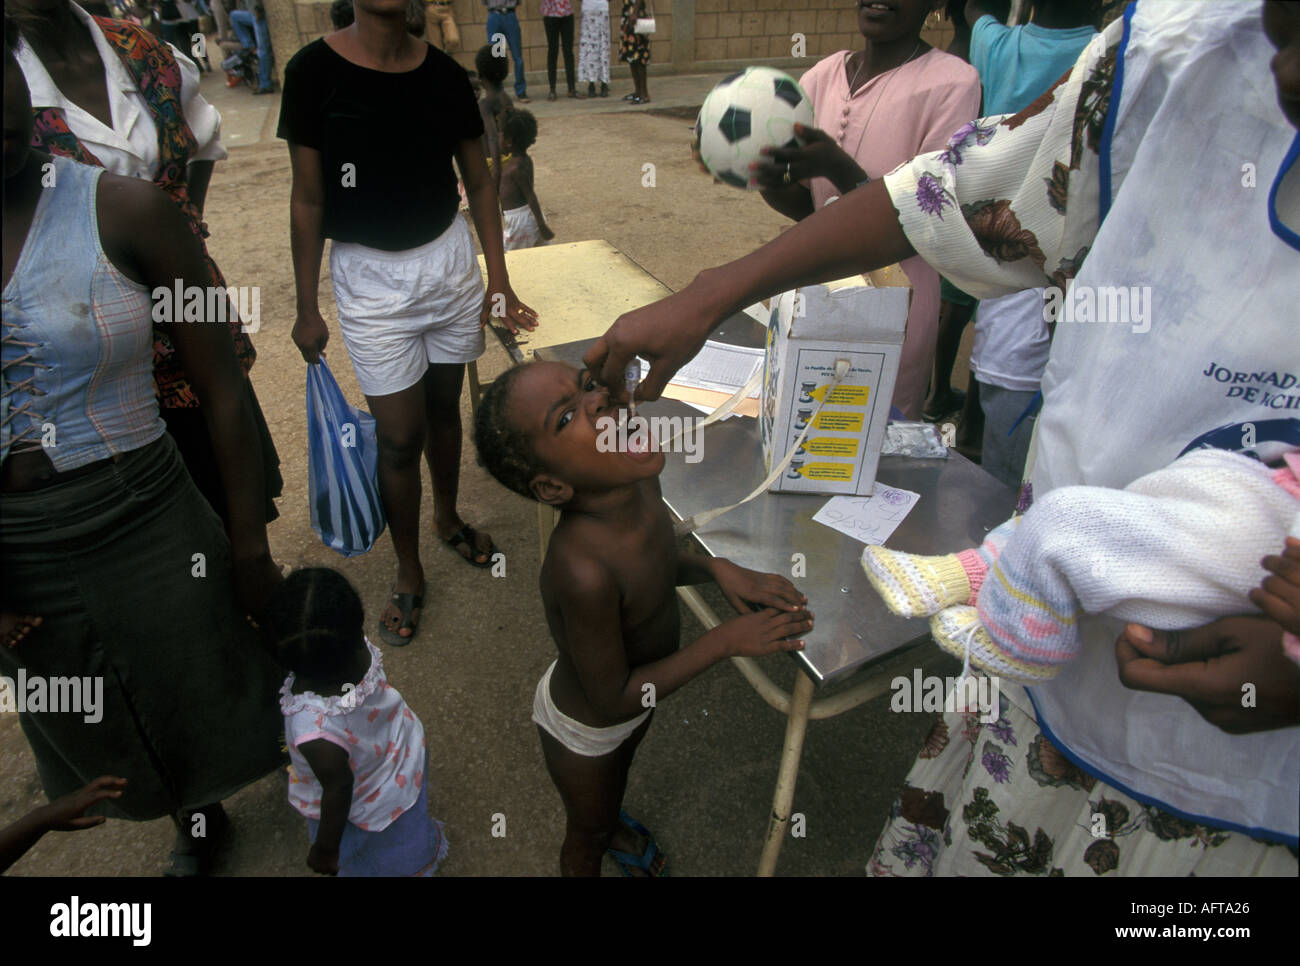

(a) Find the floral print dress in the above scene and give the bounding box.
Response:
[619,0,649,65]
[869,682,1296,876]
[579,0,611,83]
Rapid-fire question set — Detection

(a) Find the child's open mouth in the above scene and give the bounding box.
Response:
[623,415,659,462]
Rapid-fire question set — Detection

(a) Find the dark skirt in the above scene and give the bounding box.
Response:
[0,434,285,820]
[161,376,284,524]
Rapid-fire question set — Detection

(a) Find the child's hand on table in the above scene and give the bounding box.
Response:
[307,841,340,876]
[481,281,539,335]
[711,559,807,616]
[709,606,813,658]
[540,224,555,242]
[1249,536,1300,638]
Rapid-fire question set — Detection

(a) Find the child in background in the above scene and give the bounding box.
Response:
[862,447,1300,682]
[499,108,553,250]
[475,43,512,193]
[266,568,447,877]
[474,361,813,876]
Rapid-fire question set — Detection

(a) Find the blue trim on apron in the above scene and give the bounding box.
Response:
[1024,688,1299,849]
[1035,1,1298,847]
[1097,1,1136,224]
[1267,129,1300,252]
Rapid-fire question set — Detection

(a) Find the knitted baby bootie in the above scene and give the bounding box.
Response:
[929,605,1059,683]
[861,546,987,618]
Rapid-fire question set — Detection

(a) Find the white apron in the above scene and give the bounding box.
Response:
[1027,0,1300,843]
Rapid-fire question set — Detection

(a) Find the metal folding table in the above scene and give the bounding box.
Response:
[534,321,1016,874]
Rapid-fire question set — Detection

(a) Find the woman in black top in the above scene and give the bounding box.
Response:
[279,0,536,646]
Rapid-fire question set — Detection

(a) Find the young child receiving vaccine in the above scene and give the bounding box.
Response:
[499,108,554,251]
[473,361,813,876]
[265,568,447,876]
[862,447,1300,682]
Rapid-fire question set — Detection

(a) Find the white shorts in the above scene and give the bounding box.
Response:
[329,216,485,397]
[531,661,650,757]
[503,204,543,252]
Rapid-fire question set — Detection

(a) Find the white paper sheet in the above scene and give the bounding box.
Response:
[741,301,771,326]
[640,340,763,397]
[812,487,921,545]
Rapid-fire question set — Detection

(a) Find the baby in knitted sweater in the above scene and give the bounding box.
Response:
[862,447,1300,683]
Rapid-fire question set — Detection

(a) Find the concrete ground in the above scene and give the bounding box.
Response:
[1,63,972,877]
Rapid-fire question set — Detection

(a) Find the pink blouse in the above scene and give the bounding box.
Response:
[801,48,981,419]
[540,0,574,16]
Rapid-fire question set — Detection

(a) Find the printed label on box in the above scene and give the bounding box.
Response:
[801,437,860,457]
[761,284,908,495]
[810,411,865,433]
[807,384,871,405]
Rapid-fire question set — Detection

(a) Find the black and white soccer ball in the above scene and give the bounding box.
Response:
[695,66,816,190]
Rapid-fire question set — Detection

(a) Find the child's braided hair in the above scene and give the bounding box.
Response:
[264,568,366,679]
[473,362,547,501]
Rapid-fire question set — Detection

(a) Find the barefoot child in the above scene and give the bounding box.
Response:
[499,108,553,251]
[473,361,814,876]
[475,42,512,192]
[862,447,1300,682]
[266,568,447,877]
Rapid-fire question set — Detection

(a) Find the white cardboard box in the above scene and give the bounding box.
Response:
[760,278,909,495]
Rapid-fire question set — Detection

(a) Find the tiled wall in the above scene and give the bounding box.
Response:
[263,0,955,87]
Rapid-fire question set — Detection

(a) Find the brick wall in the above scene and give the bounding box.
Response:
[262,0,955,88]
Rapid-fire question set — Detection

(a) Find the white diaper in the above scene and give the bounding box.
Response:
[503,204,543,251]
[531,661,650,757]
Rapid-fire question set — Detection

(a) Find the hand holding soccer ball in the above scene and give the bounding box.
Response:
[694,66,816,190]
[750,123,869,194]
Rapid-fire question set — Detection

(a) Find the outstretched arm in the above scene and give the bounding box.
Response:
[551,551,811,721]
[585,179,914,400]
[0,777,126,875]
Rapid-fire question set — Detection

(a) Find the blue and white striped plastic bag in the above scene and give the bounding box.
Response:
[306,358,386,557]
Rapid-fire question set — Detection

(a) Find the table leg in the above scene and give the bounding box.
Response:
[757,670,815,877]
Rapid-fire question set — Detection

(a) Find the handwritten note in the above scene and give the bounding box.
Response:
[812,486,920,545]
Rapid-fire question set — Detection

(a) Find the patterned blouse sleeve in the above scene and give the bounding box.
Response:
[173,42,228,164]
[881,17,1123,301]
